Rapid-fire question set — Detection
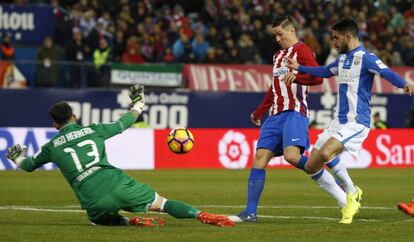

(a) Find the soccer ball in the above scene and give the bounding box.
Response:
[167,128,194,154]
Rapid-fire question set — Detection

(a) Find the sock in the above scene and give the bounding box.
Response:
[245,168,266,214]
[310,169,347,208]
[163,200,200,219]
[325,157,356,194]
[296,155,308,171]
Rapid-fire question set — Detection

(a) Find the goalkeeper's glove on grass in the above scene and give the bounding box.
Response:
[129,84,146,114]
[6,144,27,167]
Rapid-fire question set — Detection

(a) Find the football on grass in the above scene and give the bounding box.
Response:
[167,128,194,154]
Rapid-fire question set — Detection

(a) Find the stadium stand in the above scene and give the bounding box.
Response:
[0,0,413,88]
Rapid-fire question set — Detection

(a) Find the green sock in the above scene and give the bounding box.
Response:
[163,200,200,219]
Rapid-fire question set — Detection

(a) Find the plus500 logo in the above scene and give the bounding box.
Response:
[68,101,188,129]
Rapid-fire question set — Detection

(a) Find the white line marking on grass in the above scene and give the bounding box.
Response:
[197,205,396,210]
[1,205,413,223]
[0,206,84,213]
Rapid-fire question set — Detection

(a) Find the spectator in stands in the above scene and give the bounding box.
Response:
[238,33,260,64]
[97,10,113,30]
[65,28,90,88]
[91,38,111,87]
[80,9,97,38]
[112,30,126,62]
[172,33,189,61]
[191,32,209,62]
[160,47,176,63]
[373,112,389,130]
[36,36,61,87]
[121,41,145,64]
[0,33,15,60]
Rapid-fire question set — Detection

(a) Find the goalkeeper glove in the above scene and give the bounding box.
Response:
[6,144,27,167]
[129,84,146,114]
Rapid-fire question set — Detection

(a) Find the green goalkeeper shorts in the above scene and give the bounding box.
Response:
[87,173,156,225]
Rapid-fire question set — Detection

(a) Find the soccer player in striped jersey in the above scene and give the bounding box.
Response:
[6,85,234,228]
[287,17,414,223]
[229,15,356,223]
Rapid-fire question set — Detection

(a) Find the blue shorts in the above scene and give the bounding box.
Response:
[257,111,309,156]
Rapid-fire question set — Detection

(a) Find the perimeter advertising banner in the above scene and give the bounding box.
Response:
[155,129,414,169]
[0,5,54,43]
[0,89,412,128]
[110,63,183,87]
[184,64,414,94]
[1,128,413,170]
[0,127,154,170]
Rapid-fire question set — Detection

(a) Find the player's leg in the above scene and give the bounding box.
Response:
[229,115,281,222]
[282,111,310,168]
[325,156,356,194]
[148,194,234,227]
[87,194,129,226]
[305,145,347,208]
[324,122,369,223]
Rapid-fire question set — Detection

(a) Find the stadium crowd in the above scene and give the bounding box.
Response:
[1,0,414,87]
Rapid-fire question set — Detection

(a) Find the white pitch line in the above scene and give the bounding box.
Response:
[1,205,412,223]
[0,206,84,213]
[196,205,396,210]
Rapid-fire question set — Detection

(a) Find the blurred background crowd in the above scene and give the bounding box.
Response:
[1,0,414,88]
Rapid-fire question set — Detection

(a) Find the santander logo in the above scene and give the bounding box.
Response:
[340,148,372,168]
[218,130,250,169]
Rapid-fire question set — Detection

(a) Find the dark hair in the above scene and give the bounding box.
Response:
[331,17,359,37]
[49,101,73,125]
[271,15,294,28]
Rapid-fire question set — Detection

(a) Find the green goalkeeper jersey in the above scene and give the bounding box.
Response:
[19,112,136,209]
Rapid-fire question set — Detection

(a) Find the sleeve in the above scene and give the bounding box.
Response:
[251,86,274,120]
[298,57,340,78]
[93,111,136,139]
[294,47,323,86]
[20,144,52,172]
[364,54,406,88]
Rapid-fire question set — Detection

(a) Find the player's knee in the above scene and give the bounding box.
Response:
[283,152,300,165]
[318,149,331,163]
[148,193,167,212]
[252,150,271,169]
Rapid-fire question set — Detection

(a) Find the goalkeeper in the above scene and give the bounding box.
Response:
[6,85,234,228]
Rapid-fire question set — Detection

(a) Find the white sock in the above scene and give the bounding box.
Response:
[310,169,347,208]
[326,158,357,194]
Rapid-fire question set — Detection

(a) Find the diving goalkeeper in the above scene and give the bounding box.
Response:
[6,85,234,227]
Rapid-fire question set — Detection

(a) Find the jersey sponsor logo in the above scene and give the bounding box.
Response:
[338,70,357,84]
[273,66,289,77]
[375,60,387,69]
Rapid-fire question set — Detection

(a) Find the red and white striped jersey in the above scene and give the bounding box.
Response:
[252,42,322,119]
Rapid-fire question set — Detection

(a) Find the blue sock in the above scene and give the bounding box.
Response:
[325,156,340,169]
[245,168,266,214]
[296,155,308,171]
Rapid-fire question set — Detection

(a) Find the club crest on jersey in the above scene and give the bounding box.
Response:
[353,57,361,65]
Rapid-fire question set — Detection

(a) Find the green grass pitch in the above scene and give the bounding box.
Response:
[1,168,414,241]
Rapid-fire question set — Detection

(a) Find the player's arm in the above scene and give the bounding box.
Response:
[94,84,146,139]
[251,86,274,126]
[293,48,323,86]
[287,57,339,78]
[7,144,51,172]
[365,54,414,95]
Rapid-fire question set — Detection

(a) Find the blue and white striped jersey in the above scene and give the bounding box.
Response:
[299,45,406,127]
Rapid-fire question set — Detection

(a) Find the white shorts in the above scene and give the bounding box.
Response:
[314,120,370,158]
